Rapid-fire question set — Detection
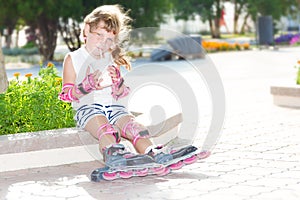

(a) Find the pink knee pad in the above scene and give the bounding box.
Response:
[122,119,150,146]
[96,124,120,143]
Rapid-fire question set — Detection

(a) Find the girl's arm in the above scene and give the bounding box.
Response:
[59,55,103,102]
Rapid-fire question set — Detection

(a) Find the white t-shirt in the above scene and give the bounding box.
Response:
[64,46,115,109]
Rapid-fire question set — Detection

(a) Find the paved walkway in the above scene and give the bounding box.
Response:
[1,47,300,200]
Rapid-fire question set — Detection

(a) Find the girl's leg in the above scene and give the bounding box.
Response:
[115,115,153,154]
[115,115,198,167]
[85,115,156,169]
[84,115,119,153]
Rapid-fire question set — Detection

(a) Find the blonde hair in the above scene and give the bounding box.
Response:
[83,5,132,70]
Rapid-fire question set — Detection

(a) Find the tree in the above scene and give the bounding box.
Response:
[58,0,85,52]
[0,32,8,93]
[232,0,249,34]
[58,0,173,51]
[240,0,298,22]
[58,19,82,52]
[2,0,174,58]
[0,0,20,48]
[172,0,224,38]
[231,0,298,34]
[100,0,172,28]
[173,0,298,37]
[17,0,80,61]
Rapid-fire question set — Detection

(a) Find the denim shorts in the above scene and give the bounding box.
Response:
[74,103,130,128]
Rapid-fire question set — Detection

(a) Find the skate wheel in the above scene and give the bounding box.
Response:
[169,161,184,170]
[183,155,198,165]
[157,167,170,176]
[136,168,148,177]
[170,149,177,154]
[152,166,165,175]
[102,172,118,181]
[119,171,133,179]
[198,151,211,159]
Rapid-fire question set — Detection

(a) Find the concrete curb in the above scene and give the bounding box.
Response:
[0,128,94,154]
[0,128,97,172]
[0,113,182,172]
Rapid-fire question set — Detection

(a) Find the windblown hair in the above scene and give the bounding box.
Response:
[83,4,132,70]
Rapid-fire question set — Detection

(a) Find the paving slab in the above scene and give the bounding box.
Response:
[1,47,300,200]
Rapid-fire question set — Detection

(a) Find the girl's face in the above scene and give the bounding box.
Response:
[85,20,116,58]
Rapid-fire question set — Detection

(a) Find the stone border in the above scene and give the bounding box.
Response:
[0,128,94,155]
[271,85,300,97]
[270,85,300,108]
[0,113,182,172]
[0,113,182,155]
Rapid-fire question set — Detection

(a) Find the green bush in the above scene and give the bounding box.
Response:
[22,41,37,49]
[297,66,300,85]
[295,60,300,85]
[2,47,38,56]
[0,62,75,135]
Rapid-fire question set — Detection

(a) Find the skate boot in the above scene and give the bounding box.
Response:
[91,123,166,182]
[103,143,155,168]
[147,145,199,172]
[91,144,166,181]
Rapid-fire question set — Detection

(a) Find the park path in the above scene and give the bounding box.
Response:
[1,47,300,200]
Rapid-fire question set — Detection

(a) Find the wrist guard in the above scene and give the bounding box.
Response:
[111,67,130,100]
[76,74,97,94]
[58,83,79,103]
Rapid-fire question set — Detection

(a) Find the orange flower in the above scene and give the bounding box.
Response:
[243,43,250,49]
[47,62,54,68]
[13,72,21,77]
[25,73,33,78]
[297,60,300,65]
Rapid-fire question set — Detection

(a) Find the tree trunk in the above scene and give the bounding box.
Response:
[233,0,246,34]
[233,0,239,34]
[212,0,221,38]
[208,19,215,37]
[0,33,9,93]
[36,16,58,61]
[15,29,19,48]
[240,13,250,34]
[4,34,12,49]
[58,19,81,52]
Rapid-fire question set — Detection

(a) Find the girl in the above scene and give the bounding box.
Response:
[59,5,197,180]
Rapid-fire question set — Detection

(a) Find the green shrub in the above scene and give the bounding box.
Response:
[295,60,300,85]
[22,41,37,49]
[0,62,75,135]
[2,47,38,56]
[297,66,300,85]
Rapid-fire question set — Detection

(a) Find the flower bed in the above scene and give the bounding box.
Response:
[202,40,250,52]
[274,33,300,45]
[0,62,75,135]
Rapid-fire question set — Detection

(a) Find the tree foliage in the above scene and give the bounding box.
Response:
[1,0,173,58]
[98,0,172,28]
[1,0,298,59]
[172,0,223,38]
[16,0,81,61]
[172,0,299,38]
[0,0,21,48]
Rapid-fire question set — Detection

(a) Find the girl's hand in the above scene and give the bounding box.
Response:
[107,65,120,82]
[86,66,104,90]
